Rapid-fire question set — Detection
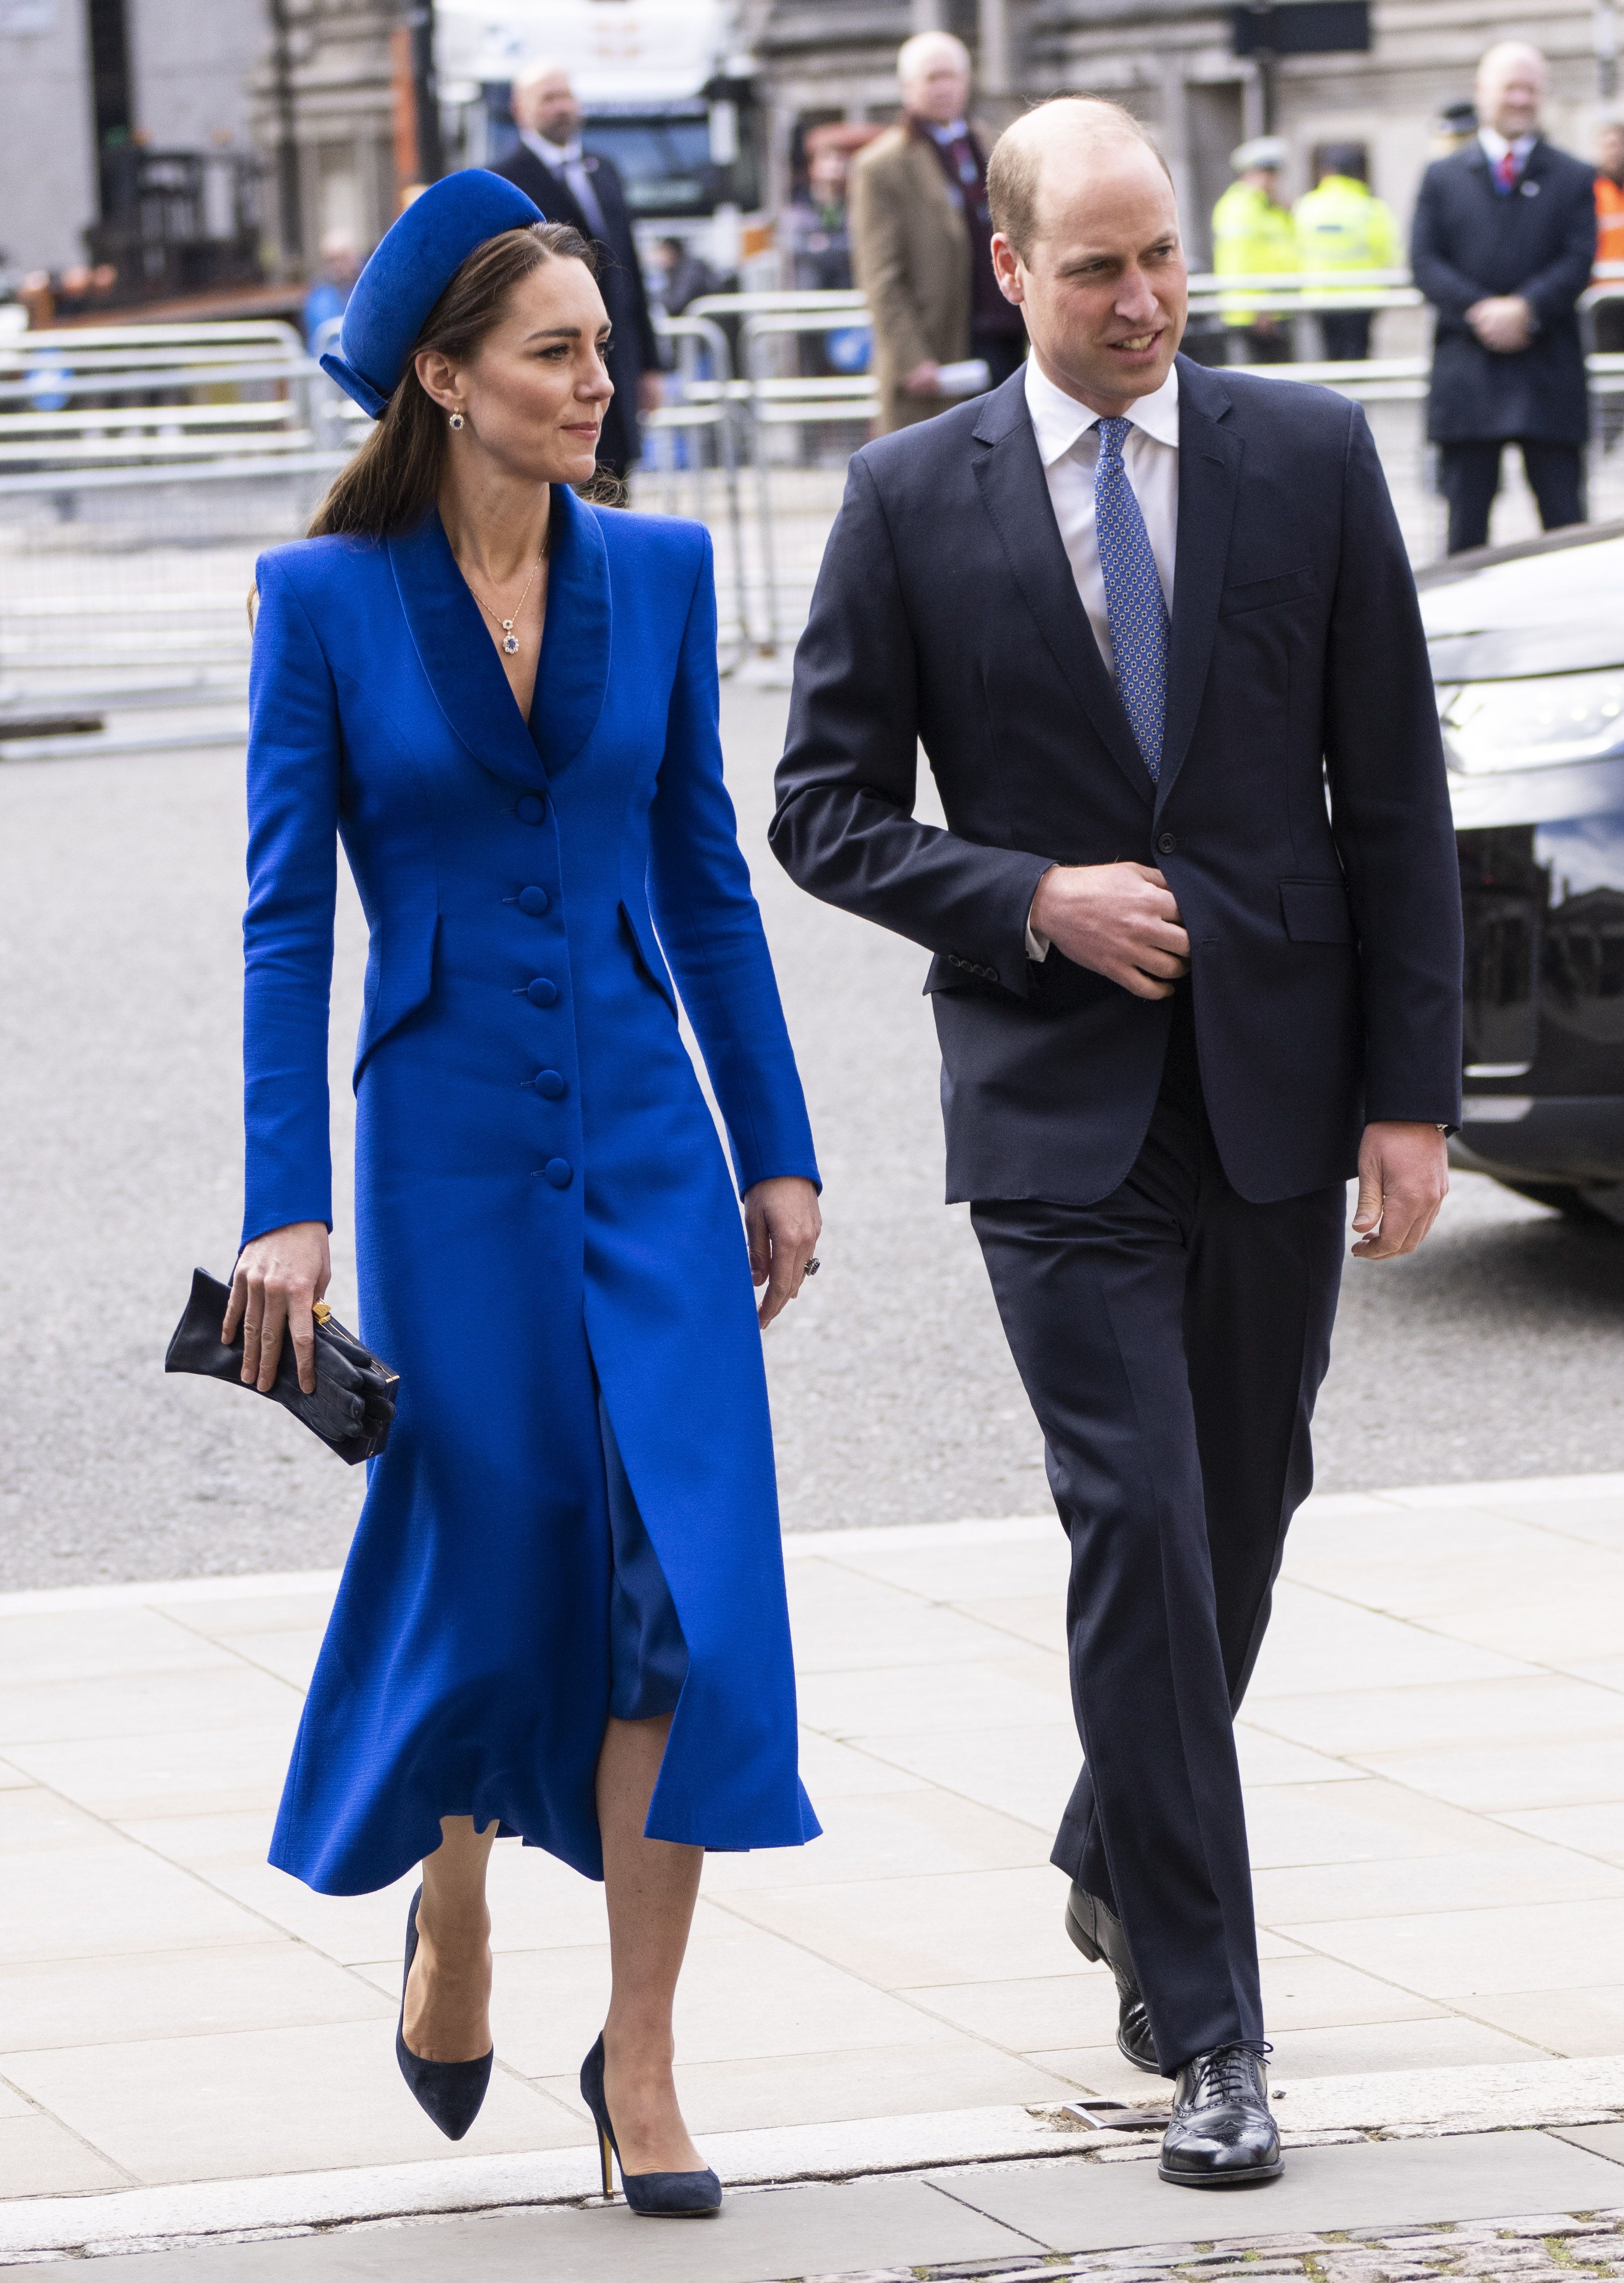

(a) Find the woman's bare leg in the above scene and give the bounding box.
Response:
[404,1815,498,2062]
[597,1713,706,2174]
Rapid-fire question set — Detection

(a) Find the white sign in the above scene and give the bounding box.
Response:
[436,0,733,103]
[0,1,56,31]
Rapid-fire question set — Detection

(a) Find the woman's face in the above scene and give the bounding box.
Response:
[418,257,615,487]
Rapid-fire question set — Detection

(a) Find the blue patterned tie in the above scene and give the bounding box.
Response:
[1094,415,1170,782]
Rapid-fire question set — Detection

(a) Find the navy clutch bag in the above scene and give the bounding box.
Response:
[165,1267,398,1465]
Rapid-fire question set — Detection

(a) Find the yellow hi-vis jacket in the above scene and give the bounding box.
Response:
[1211,180,1298,327]
[1292,173,1401,297]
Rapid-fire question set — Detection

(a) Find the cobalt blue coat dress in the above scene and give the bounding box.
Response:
[242,483,822,1895]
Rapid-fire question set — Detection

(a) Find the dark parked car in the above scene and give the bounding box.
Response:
[1419,519,1624,1223]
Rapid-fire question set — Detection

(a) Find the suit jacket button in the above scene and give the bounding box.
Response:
[527,977,559,1007]
[543,1157,573,1189]
[1157,832,1177,854]
[518,885,550,915]
[536,1069,566,1099]
[517,792,547,825]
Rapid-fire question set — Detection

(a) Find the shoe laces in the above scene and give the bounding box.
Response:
[1197,2040,1272,2105]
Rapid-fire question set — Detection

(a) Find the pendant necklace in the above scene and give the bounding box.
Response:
[463,555,544,655]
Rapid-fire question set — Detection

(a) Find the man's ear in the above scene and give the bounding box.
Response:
[990,233,1027,306]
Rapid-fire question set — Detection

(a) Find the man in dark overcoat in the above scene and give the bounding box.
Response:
[773,98,1462,2193]
[1411,40,1597,554]
[491,60,662,479]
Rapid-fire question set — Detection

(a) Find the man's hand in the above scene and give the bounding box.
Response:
[638,369,664,414]
[1466,295,1533,353]
[1029,862,1191,1000]
[904,358,943,397]
[1351,1123,1449,1260]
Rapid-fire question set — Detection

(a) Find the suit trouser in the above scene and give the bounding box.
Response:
[1319,310,1373,362]
[1438,439,1584,554]
[970,996,1344,2073]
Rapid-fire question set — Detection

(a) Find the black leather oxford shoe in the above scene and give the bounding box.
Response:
[1159,2043,1281,2188]
[1064,1883,1159,2074]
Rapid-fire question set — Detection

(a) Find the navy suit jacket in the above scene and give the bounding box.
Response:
[771,356,1463,1209]
[490,140,659,468]
[1410,138,1596,445]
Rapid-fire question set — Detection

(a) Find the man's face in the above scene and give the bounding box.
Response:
[1242,165,1281,197]
[514,68,582,144]
[993,141,1187,414]
[1476,49,1545,141]
[901,43,971,126]
[1599,123,1624,177]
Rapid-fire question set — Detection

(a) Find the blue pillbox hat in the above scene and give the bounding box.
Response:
[320,169,546,419]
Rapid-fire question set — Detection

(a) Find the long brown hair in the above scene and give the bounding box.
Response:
[309,221,601,539]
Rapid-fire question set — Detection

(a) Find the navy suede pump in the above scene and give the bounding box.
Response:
[395,1886,493,2140]
[579,2035,721,2216]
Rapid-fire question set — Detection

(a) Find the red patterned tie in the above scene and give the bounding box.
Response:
[1497,150,1519,193]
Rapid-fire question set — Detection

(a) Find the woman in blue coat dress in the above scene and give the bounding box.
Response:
[225,174,823,2210]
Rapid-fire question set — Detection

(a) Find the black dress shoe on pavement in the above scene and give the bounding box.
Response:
[1159,2043,1281,2188]
[1064,1883,1159,2074]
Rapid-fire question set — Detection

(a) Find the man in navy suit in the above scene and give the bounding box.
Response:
[772,99,1462,2190]
[1411,41,1597,554]
[491,60,663,479]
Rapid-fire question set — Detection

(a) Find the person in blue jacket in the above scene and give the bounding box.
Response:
[223,171,824,2212]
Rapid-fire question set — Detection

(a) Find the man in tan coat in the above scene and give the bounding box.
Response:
[849,31,1025,432]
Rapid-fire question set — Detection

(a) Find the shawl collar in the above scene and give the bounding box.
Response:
[1155,354,1241,807]
[531,481,613,775]
[388,483,611,792]
[970,372,1153,806]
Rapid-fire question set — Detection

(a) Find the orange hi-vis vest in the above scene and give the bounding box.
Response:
[1597,171,1624,280]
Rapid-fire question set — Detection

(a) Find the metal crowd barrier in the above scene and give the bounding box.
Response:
[7,289,1624,756]
[0,320,344,759]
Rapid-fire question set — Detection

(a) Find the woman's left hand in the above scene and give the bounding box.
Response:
[743,1177,822,1330]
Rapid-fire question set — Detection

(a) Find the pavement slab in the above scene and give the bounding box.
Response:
[0,1490,1619,2270]
[2,2135,1623,2280]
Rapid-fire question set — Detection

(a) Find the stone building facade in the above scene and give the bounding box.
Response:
[0,0,265,276]
[755,0,1607,272]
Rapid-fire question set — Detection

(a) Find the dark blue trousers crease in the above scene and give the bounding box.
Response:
[970,989,1345,2075]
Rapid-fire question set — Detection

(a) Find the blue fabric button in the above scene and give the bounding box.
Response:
[517,793,547,825]
[536,1068,567,1099]
[543,1156,573,1189]
[527,977,558,1007]
[517,885,550,916]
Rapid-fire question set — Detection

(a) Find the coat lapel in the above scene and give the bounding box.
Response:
[531,481,612,773]
[389,509,547,792]
[970,376,1153,806]
[1154,355,1241,807]
[388,486,612,791]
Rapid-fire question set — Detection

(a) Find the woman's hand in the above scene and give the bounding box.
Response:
[223,1222,332,1394]
[743,1178,822,1331]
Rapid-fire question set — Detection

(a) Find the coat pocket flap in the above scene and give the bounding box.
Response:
[619,901,679,1016]
[354,912,438,1086]
[1221,566,1315,615]
[1280,878,1356,944]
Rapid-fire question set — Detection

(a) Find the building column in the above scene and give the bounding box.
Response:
[911,0,948,31]
[978,0,1011,96]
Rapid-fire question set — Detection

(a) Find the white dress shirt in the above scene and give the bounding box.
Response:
[1477,126,1538,179]
[1022,354,1181,956]
[520,129,609,238]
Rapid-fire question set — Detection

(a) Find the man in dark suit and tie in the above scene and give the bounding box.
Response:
[491,60,663,479]
[772,98,1462,2191]
[1410,40,1597,554]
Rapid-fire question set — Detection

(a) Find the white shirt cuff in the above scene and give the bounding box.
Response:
[1026,880,1051,962]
